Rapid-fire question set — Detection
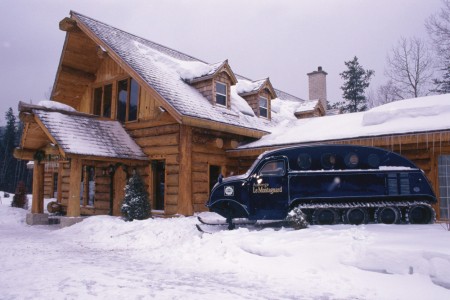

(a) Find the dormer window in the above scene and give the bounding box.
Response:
[259,96,268,118]
[215,81,227,106]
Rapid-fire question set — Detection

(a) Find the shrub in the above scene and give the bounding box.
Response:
[121,173,151,221]
[11,181,27,209]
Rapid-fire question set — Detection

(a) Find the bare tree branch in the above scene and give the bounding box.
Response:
[385,37,434,98]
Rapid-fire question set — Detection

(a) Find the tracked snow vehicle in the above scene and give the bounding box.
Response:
[206,145,437,228]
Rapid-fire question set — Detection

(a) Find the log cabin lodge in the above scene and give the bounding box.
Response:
[15,11,450,225]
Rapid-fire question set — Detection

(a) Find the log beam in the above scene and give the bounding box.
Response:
[31,161,44,214]
[60,65,96,83]
[13,148,35,160]
[19,112,36,124]
[207,138,223,149]
[59,17,79,32]
[178,126,193,215]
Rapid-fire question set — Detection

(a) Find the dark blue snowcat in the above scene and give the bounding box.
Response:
[206,145,437,229]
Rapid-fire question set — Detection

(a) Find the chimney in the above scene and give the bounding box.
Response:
[307,66,327,113]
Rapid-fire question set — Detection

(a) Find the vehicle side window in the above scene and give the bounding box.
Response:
[259,160,285,176]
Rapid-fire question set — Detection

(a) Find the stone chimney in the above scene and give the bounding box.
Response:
[307,66,327,113]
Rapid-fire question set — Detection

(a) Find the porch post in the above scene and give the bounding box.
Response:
[178,125,193,216]
[67,157,82,217]
[31,160,44,213]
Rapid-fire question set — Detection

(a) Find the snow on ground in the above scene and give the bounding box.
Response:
[1,192,450,299]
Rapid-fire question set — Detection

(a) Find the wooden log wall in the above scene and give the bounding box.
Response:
[191,128,242,212]
[129,124,180,215]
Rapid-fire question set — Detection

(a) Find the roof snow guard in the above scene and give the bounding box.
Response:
[34,109,148,161]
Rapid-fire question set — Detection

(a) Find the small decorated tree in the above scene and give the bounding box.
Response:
[121,173,151,221]
[11,181,27,209]
[286,207,309,230]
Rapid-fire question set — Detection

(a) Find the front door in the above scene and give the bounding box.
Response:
[152,161,165,211]
[249,157,289,220]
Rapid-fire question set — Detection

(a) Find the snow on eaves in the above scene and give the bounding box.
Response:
[34,109,148,161]
[38,100,76,112]
[241,94,450,149]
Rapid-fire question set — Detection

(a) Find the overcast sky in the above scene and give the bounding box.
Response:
[0,0,443,125]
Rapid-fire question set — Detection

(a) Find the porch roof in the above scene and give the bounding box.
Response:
[30,105,148,161]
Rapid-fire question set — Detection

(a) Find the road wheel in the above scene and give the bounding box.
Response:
[343,207,369,225]
[312,208,339,225]
[406,204,435,224]
[374,206,401,224]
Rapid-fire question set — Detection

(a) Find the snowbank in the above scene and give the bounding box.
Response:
[1,194,450,299]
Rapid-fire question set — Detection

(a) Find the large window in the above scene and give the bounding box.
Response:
[259,96,268,118]
[80,166,95,207]
[215,81,227,106]
[93,84,112,118]
[117,78,139,122]
[438,155,450,219]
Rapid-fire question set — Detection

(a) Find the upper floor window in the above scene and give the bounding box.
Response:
[117,78,139,122]
[93,84,112,118]
[215,81,227,106]
[259,96,268,118]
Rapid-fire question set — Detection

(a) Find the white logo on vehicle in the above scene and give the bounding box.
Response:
[224,186,234,196]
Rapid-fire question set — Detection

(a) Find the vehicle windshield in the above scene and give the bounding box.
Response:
[244,157,261,177]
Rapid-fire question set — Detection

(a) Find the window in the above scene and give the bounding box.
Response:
[215,82,227,106]
[259,96,268,118]
[297,153,312,170]
[80,166,95,207]
[93,84,112,118]
[209,165,222,192]
[117,78,139,122]
[345,152,359,168]
[321,153,336,170]
[438,155,450,219]
[259,160,285,176]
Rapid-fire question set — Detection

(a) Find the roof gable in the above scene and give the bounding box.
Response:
[236,78,277,99]
[70,11,270,137]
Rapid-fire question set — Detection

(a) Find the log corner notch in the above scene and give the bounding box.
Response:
[59,17,79,32]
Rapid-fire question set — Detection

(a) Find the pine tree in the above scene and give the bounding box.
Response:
[121,173,151,221]
[432,63,450,94]
[339,56,374,113]
[0,108,18,192]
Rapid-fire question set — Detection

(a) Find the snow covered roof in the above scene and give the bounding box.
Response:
[32,107,148,161]
[72,12,272,134]
[240,94,450,149]
[294,99,321,114]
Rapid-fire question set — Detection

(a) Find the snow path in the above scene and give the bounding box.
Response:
[1,202,450,299]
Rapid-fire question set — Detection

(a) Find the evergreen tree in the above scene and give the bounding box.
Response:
[121,173,151,221]
[339,57,374,113]
[432,63,450,94]
[0,108,18,192]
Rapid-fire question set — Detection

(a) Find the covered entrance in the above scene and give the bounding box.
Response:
[14,102,149,224]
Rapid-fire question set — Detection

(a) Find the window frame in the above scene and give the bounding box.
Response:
[259,95,269,118]
[215,81,228,107]
[92,82,113,118]
[258,160,286,177]
[116,77,140,123]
